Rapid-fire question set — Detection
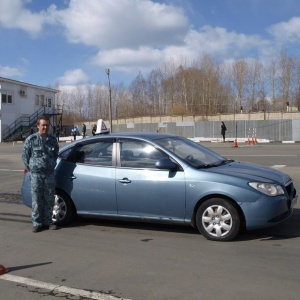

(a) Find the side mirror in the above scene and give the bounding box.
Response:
[155,157,177,170]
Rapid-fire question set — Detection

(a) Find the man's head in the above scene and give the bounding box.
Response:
[37,116,50,137]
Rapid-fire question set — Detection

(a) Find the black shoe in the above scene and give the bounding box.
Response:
[32,225,42,233]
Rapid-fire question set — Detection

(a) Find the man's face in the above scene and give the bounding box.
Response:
[37,119,49,137]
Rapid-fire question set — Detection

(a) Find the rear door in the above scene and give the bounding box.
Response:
[56,139,117,215]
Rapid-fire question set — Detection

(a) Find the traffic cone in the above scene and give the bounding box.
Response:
[246,137,251,145]
[233,139,238,147]
[0,264,9,275]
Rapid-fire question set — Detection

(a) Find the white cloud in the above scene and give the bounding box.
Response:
[0,65,23,77]
[56,69,90,85]
[91,25,274,74]
[58,0,189,49]
[267,17,300,45]
[92,47,163,72]
[0,0,57,37]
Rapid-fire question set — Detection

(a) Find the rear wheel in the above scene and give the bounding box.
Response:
[52,191,75,226]
[196,198,240,241]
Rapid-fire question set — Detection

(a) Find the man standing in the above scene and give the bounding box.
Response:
[221,121,227,142]
[22,116,59,232]
[82,123,86,138]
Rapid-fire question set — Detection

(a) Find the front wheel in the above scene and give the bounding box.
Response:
[196,198,240,241]
[52,191,75,226]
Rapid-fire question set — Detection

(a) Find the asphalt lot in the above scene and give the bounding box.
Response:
[1,141,300,300]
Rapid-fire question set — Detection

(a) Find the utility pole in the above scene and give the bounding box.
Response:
[106,68,113,133]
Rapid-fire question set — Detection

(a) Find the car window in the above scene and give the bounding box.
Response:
[119,140,166,168]
[75,140,113,166]
[155,136,224,168]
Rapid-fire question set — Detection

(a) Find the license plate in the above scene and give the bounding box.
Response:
[291,196,298,208]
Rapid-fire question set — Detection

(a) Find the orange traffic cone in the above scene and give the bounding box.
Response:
[0,264,9,275]
[233,139,238,148]
[246,137,251,145]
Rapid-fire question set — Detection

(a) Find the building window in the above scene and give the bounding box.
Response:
[40,95,45,106]
[47,98,52,107]
[35,95,46,106]
[1,91,13,104]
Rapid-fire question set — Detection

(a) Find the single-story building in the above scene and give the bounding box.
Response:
[0,77,61,142]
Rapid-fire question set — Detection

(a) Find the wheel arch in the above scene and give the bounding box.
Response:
[191,194,246,231]
[55,188,77,213]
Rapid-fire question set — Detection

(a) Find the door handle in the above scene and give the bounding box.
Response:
[118,178,131,184]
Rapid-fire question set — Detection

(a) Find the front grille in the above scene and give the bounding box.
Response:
[285,180,295,198]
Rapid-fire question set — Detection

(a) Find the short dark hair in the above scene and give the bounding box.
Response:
[37,115,49,125]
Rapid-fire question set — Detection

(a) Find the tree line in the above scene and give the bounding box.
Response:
[56,49,300,124]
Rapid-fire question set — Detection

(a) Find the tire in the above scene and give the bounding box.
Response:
[52,191,75,226]
[196,198,240,241]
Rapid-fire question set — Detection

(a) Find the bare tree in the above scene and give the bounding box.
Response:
[232,58,248,112]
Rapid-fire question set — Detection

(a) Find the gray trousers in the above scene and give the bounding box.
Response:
[30,173,55,227]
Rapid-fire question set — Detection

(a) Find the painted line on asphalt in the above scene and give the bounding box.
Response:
[0,274,131,300]
[0,169,23,172]
[221,155,297,157]
[272,165,286,168]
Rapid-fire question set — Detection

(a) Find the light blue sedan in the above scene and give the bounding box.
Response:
[21,133,297,241]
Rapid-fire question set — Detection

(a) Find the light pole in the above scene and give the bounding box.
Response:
[106,68,113,133]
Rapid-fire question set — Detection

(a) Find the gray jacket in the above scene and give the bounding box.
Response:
[22,133,59,174]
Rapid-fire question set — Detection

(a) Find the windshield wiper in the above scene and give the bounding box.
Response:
[195,159,234,169]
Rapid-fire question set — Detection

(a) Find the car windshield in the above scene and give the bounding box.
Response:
[155,136,229,168]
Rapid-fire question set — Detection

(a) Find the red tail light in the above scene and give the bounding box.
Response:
[24,168,29,174]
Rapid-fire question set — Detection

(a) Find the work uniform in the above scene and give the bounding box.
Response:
[22,133,59,227]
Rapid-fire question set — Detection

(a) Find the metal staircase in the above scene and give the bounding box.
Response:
[2,106,63,142]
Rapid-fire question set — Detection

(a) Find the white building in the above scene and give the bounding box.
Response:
[0,77,61,142]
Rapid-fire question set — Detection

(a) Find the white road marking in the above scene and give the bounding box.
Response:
[272,165,286,168]
[222,155,297,157]
[0,169,23,172]
[0,274,131,300]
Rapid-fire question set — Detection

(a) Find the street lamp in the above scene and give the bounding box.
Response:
[106,68,113,133]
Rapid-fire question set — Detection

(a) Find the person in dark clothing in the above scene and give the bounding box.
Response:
[92,124,97,136]
[55,127,60,142]
[82,123,86,138]
[221,122,227,142]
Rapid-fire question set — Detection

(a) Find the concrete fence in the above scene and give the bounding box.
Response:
[79,112,300,142]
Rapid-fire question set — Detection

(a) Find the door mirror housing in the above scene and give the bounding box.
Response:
[155,157,177,170]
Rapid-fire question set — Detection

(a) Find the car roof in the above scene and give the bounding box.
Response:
[59,132,178,152]
[102,132,176,140]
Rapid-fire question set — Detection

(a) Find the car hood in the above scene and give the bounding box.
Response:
[208,161,291,185]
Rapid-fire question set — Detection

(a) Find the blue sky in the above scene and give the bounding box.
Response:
[1,0,300,88]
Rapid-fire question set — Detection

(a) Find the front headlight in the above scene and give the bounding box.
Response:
[249,182,285,196]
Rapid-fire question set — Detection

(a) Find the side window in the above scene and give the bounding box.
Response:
[120,140,166,168]
[75,141,113,166]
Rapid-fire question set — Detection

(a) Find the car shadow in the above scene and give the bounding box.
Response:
[235,208,300,242]
[70,217,199,235]
[67,208,300,242]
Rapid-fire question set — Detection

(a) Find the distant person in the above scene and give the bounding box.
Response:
[92,124,97,136]
[55,127,60,142]
[72,125,78,141]
[82,123,86,138]
[221,121,227,142]
[22,115,59,233]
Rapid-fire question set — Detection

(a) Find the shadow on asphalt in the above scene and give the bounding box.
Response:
[68,208,300,242]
